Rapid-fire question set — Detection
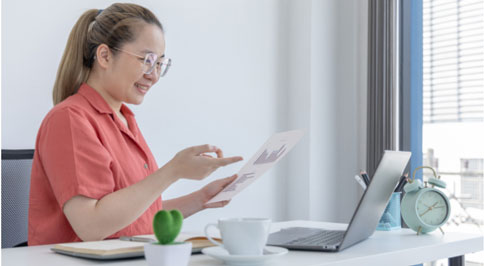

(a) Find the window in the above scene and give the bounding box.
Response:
[423,0,484,123]
[422,0,484,265]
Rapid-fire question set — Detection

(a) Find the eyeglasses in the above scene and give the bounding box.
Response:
[111,47,172,77]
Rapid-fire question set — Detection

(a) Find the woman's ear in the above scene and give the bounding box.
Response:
[95,44,111,69]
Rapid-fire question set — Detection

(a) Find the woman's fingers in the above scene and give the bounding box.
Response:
[187,145,240,163]
[204,200,230,209]
[223,174,238,184]
[215,156,243,167]
[188,144,225,159]
[172,145,243,180]
[210,174,237,192]
[219,174,238,189]
[214,147,223,158]
[189,144,219,155]
[202,174,237,196]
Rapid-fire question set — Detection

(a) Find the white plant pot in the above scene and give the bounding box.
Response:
[144,242,192,266]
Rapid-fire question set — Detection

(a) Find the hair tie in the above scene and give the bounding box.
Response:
[97,9,103,16]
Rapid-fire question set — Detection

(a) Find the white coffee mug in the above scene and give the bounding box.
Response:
[204,218,271,256]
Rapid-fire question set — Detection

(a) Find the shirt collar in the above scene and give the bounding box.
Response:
[121,104,135,117]
[78,83,135,117]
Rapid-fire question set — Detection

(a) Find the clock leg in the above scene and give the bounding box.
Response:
[439,227,445,235]
[449,255,464,266]
[417,226,422,235]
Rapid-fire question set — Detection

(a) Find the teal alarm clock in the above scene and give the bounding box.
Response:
[401,166,451,235]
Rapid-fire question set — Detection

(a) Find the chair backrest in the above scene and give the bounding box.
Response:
[1,149,34,248]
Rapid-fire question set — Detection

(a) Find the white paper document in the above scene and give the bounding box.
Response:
[206,129,304,204]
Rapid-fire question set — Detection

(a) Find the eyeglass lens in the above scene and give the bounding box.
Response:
[143,53,171,77]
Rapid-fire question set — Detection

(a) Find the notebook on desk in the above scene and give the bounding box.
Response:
[267,150,411,252]
[51,233,220,260]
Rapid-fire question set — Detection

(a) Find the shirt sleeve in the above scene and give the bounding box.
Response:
[38,107,115,209]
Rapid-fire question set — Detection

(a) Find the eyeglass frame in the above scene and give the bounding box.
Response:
[110,47,172,77]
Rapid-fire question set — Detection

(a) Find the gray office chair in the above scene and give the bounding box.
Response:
[1,149,34,248]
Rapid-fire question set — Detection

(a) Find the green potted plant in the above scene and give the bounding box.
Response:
[144,209,192,266]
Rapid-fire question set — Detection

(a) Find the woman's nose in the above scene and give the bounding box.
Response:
[144,69,159,82]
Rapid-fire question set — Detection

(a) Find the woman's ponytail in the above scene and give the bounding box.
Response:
[52,9,98,105]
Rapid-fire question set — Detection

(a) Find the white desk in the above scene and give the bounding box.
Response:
[2,220,483,266]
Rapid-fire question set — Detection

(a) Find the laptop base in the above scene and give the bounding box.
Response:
[267,227,344,252]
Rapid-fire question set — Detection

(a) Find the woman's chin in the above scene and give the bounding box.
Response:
[127,96,145,105]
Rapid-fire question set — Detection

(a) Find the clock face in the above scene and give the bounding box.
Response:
[417,190,449,226]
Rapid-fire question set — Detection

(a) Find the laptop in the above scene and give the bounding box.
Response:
[267,150,411,252]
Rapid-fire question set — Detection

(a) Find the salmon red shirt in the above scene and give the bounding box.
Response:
[28,83,162,245]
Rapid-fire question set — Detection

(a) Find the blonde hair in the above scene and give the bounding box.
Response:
[52,3,163,105]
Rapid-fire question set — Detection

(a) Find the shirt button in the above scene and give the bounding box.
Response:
[144,163,149,169]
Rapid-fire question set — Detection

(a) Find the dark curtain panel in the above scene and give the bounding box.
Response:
[367,0,400,177]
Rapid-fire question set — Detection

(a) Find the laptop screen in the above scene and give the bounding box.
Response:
[339,150,411,250]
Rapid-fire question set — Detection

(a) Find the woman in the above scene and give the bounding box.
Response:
[28,3,242,246]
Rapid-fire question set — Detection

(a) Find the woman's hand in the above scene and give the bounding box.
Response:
[198,174,238,209]
[167,144,243,180]
[161,174,238,218]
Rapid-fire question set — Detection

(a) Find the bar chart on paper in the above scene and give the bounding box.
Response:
[254,145,287,165]
[206,129,304,204]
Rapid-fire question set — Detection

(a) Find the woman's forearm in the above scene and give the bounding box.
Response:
[63,163,178,241]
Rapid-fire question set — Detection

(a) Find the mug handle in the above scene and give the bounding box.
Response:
[204,223,223,247]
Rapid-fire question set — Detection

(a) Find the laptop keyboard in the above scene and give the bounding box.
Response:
[269,227,346,246]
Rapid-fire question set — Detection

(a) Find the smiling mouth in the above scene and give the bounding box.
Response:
[135,83,149,93]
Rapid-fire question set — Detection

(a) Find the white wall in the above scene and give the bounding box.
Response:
[284,0,368,222]
[1,0,367,231]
